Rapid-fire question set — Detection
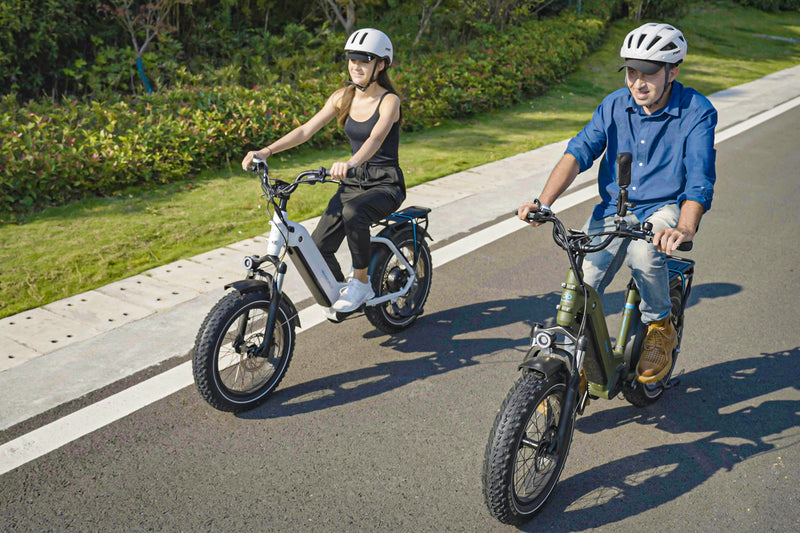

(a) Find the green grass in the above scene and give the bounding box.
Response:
[2,1,800,319]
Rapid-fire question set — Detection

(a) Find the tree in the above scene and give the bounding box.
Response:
[319,0,356,34]
[99,0,192,93]
[415,0,444,46]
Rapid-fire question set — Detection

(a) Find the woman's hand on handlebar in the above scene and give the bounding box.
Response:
[329,161,352,181]
[653,226,693,255]
[242,149,269,171]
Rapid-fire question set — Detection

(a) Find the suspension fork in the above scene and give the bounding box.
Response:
[551,336,587,454]
[257,262,287,357]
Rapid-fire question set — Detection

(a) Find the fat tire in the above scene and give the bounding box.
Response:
[623,287,684,407]
[192,290,296,412]
[365,231,432,334]
[482,371,573,525]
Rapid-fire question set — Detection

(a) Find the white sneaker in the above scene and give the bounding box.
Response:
[332,277,374,313]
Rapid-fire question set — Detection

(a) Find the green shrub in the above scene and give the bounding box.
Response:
[734,0,800,11]
[0,9,610,220]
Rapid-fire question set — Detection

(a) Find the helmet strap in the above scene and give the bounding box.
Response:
[346,59,380,92]
[653,64,672,108]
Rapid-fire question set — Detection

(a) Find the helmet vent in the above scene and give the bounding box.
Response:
[646,36,663,51]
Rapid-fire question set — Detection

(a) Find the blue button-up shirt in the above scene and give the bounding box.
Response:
[566,81,717,222]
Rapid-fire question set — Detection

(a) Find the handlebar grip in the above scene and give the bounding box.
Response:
[525,211,549,223]
[676,241,693,252]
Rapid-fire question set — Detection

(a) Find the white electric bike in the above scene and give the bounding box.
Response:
[192,158,433,412]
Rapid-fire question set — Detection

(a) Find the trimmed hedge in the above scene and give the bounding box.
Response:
[0,10,608,220]
[735,0,800,10]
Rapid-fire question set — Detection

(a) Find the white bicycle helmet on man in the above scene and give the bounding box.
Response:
[619,22,687,107]
[620,22,687,73]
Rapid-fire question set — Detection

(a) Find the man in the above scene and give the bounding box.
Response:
[517,22,716,384]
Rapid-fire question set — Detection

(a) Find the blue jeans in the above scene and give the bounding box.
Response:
[581,204,680,324]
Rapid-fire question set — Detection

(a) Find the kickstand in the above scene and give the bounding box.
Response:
[664,368,684,390]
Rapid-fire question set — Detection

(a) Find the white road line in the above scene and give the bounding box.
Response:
[0,189,596,476]
[715,95,800,144]
[2,98,797,476]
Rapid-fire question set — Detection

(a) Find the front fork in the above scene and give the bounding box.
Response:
[258,262,287,357]
[231,258,288,359]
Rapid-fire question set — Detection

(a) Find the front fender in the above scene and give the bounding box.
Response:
[225,278,271,296]
[519,348,570,380]
[224,278,301,329]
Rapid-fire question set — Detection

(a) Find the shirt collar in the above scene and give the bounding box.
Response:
[626,80,683,118]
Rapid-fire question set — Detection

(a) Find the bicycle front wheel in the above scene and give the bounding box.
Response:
[482,371,573,525]
[192,290,297,412]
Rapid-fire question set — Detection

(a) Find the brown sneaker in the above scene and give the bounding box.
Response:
[636,317,677,384]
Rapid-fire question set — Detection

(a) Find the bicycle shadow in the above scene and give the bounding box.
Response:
[239,292,560,420]
[240,282,742,421]
[521,346,800,532]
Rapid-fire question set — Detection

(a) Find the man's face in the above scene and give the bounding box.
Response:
[625,65,679,113]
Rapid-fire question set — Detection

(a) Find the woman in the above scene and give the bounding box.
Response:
[242,28,404,313]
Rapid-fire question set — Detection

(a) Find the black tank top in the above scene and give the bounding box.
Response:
[343,92,400,167]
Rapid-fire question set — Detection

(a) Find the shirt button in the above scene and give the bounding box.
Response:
[638,162,643,167]
[640,140,645,144]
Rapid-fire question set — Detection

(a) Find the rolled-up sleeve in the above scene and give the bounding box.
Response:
[678,102,717,211]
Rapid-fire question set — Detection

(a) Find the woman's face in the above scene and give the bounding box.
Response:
[348,57,382,86]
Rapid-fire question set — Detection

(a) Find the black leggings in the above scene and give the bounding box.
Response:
[311,184,405,282]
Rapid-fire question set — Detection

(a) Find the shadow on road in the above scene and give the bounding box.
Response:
[521,346,800,532]
[239,282,742,423]
[239,292,560,420]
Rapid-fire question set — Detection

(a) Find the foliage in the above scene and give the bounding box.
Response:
[733,0,800,11]
[0,8,612,219]
[0,0,114,100]
[625,0,694,21]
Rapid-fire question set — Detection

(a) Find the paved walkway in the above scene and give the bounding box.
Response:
[2,65,800,430]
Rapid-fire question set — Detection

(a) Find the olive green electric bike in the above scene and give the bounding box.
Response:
[482,153,695,525]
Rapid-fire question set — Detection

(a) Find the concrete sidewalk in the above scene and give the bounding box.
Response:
[2,65,800,431]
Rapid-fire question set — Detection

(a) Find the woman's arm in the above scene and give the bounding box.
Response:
[241,89,343,170]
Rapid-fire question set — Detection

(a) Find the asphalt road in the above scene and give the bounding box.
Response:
[1,107,799,532]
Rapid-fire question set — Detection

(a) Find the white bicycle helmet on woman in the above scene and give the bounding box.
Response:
[344,28,393,91]
[345,28,393,63]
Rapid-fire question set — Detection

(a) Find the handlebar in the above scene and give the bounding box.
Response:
[524,208,692,254]
[248,157,341,198]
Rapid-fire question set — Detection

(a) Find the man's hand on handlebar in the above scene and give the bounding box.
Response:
[518,201,541,226]
[653,226,694,255]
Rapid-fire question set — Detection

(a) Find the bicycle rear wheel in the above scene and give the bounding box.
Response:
[365,231,432,333]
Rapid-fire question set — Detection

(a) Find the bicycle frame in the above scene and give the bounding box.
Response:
[263,207,419,314]
[548,253,694,400]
